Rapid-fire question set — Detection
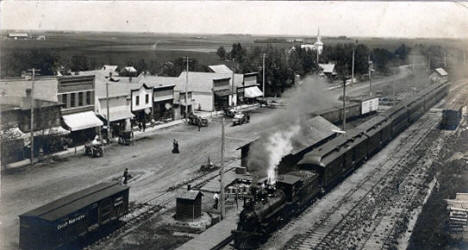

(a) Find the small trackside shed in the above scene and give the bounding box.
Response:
[19,182,129,250]
[176,190,203,220]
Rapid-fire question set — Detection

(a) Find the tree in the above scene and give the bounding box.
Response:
[70,55,89,72]
[372,48,394,73]
[394,44,411,61]
[217,46,227,60]
[135,59,148,74]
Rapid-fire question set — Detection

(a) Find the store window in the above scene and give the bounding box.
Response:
[70,93,76,107]
[62,94,68,108]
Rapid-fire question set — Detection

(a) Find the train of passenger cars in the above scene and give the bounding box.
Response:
[19,181,129,250]
[232,81,449,249]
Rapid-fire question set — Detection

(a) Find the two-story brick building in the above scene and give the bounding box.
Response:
[57,75,103,145]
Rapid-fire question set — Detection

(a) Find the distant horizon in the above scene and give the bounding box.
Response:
[2,28,467,41]
[2,1,468,40]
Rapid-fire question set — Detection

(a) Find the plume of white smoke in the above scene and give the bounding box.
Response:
[264,124,301,184]
[247,75,339,181]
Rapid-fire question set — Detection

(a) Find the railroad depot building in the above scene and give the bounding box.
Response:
[237,115,340,170]
[57,75,103,145]
[430,67,449,84]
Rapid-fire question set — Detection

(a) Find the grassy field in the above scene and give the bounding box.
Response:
[1,31,465,75]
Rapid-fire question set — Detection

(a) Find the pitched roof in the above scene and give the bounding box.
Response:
[319,64,336,74]
[102,65,118,72]
[0,77,58,102]
[177,190,203,200]
[289,115,340,155]
[122,66,137,73]
[209,64,233,74]
[137,75,177,89]
[435,68,448,76]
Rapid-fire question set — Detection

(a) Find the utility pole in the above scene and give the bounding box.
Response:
[368,54,372,97]
[29,68,36,166]
[232,64,235,107]
[262,53,266,98]
[219,117,226,219]
[342,77,346,130]
[444,50,447,68]
[185,56,189,120]
[106,73,111,143]
[351,40,357,86]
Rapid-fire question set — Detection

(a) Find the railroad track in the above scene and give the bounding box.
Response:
[86,159,239,250]
[278,113,439,250]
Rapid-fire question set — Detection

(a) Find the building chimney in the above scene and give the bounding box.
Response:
[187,185,191,191]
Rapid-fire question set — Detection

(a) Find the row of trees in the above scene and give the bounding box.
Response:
[213,42,412,96]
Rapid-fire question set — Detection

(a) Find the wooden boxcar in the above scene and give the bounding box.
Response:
[19,182,129,250]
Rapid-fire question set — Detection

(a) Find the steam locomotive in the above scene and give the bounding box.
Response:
[232,81,449,249]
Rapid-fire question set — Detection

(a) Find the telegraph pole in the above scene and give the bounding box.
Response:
[342,77,346,130]
[368,54,372,96]
[185,56,189,120]
[106,73,111,142]
[28,68,38,166]
[351,40,357,86]
[262,53,266,98]
[232,64,235,107]
[219,117,226,219]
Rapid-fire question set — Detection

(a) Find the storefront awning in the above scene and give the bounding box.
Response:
[63,111,104,131]
[0,127,26,141]
[214,89,233,97]
[244,86,263,98]
[101,107,135,122]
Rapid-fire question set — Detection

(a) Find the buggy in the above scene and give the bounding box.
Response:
[188,112,208,127]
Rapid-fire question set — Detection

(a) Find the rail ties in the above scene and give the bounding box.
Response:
[283,114,437,250]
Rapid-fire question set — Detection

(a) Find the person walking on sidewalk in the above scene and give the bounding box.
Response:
[213,193,219,210]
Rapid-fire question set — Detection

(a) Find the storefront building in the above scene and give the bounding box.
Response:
[237,72,263,104]
[57,75,103,145]
[95,82,134,138]
[176,71,233,112]
[129,83,153,125]
[138,75,176,122]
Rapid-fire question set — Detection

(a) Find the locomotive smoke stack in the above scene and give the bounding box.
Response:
[247,75,338,180]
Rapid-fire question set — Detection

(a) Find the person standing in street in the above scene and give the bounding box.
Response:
[172,139,179,153]
[123,168,129,185]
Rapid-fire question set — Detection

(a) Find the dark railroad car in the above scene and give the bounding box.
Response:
[441,108,462,130]
[19,182,129,250]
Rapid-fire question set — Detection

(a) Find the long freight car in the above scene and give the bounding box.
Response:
[19,181,129,250]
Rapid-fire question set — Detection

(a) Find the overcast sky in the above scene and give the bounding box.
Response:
[1,1,468,38]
